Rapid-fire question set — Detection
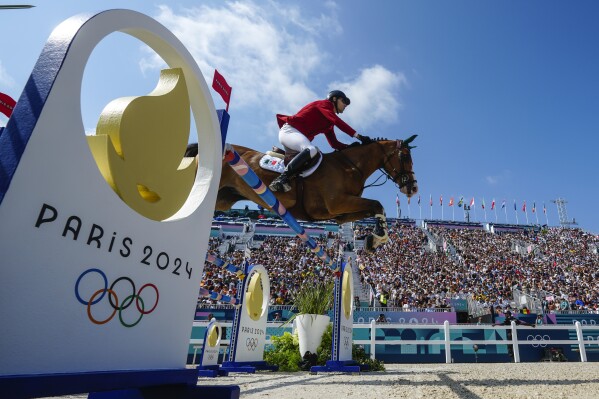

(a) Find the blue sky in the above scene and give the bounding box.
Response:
[1,1,598,233]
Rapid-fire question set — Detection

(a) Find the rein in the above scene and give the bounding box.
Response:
[339,141,414,191]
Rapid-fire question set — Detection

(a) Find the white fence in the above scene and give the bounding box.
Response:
[190,320,599,364]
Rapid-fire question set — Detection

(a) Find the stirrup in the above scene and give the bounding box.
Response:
[269,176,291,193]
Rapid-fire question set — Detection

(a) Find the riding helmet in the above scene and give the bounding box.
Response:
[327,90,350,105]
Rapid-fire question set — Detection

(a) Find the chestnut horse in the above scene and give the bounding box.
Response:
[210,135,418,250]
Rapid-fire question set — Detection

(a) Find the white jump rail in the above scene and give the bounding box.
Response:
[190,320,599,364]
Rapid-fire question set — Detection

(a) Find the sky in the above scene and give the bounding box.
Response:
[1,1,598,234]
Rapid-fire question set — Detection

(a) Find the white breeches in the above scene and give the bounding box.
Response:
[278,123,318,158]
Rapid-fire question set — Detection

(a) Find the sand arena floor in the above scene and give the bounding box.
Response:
[41,362,599,399]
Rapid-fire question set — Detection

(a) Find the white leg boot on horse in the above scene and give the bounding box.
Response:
[365,213,389,252]
[269,148,312,192]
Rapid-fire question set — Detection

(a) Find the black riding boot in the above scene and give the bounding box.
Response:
[269,148,312,192]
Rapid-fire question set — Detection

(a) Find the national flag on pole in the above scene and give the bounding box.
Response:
[469,197,475,207]
[0,92,16,118]
[491,199,496,210]
[418,195,421,206]
[522,201,526,212]
[514,200,517,211]
[396,193,400,205]
[458,196,464,207]
[212,69,232,112]
[440,195,443,206]
[429,194,433,207]
[543,203,546,214]
[501,199,506,209]
[481,198,485,210]
[449,197,454,207]
[532,202,536,213]
[408,196,411,205]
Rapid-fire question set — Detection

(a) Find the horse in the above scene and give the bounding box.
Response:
[205,135,418,251]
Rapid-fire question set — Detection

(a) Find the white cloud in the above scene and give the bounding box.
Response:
[148,1,338,114]
[138,2,406,138]
[0,61,16,88]
[330,65,407,130]
[485,169,512,185]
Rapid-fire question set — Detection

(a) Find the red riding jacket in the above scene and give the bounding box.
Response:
[276,100,356,150]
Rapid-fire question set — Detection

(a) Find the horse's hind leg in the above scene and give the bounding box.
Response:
[326,197,388,251]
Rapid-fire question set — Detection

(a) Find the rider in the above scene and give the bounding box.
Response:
[269,90,373,192]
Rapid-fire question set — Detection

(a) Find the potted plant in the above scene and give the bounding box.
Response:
[291,279,334,357]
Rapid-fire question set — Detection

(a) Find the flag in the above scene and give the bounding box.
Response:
[408,196,411,205]
[522,201,526,212]
[449,197,454,207]
[212,69,232,111]
[469,197,475,207]
[418,195,421,206]
[501,199,506,209]
[532,202,536,213]
[543,203,546,214]
[514,200,517,211]
[491,199,496,210]
[0,92,16,118]
[440,195,443,206]
[481,198,485,210]
[458,196,464,207]
[396,193,400,205]
[429,194,433,207]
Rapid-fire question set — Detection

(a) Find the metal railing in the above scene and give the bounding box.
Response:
[354,320,596,363]
[190,320,599,364]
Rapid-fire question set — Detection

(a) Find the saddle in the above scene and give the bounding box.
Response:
[260,146,323,177]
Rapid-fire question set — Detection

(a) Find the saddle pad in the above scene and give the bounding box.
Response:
[258,153,323,178]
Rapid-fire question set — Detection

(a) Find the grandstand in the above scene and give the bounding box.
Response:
[200,210,599,320]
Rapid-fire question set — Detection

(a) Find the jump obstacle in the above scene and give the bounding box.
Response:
[0,9,240,399]
[222,145,363,373]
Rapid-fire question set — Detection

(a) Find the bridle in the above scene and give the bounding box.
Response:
[340,139,417,193]
[379,140,417,195]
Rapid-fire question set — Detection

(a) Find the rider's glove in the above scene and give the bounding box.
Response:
[357,134,374,144]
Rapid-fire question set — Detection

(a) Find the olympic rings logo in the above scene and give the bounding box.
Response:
[75,268,159,328]
[526,334,551,348]
[246,337,258,351]
[343,336,351,349]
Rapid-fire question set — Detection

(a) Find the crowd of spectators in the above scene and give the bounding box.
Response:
[357,223,598,312]
[200,220,598,312]
[200,235,336,305]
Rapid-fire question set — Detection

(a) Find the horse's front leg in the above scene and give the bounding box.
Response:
[327,197,389,251]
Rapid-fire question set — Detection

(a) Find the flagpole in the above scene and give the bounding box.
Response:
[429,194,432,220]
[544,204,549,226]
[534,203,539,224]
[503,204,507,223]
[482,198,486,222]
[514,201,519,224]
[408,201,411,219]
[494,200,498,223]
[452,205,455,221]
[441,197,444,221]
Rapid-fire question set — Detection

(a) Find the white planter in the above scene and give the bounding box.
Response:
[296,314,330,357]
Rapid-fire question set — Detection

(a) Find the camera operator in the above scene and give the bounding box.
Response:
[493,310,535,358]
